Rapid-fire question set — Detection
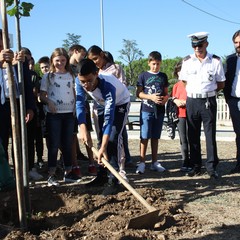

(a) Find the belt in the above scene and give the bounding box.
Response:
[187,91,216,99]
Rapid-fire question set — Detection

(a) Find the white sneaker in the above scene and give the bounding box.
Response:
[150,162,166,172]
[29,168,43,181]
[119,169,128,182]
[136,162,145,174]
[47,175,60,187]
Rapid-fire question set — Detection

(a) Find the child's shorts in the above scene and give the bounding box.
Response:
[140,111,164,139]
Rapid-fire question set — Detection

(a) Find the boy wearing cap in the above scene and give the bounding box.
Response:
[179,32,225,179]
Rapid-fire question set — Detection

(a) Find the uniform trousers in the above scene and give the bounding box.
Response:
[227,98,240,166]
[186,96,218,173]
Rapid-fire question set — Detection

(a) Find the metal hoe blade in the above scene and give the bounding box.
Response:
[126,210,160,229]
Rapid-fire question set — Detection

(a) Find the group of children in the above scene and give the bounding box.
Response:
[36,46,174,190]
[2,40,175,191]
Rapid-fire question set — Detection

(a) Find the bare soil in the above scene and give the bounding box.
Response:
[1,139,240,240]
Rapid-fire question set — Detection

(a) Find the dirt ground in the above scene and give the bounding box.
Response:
[1,138,240,240]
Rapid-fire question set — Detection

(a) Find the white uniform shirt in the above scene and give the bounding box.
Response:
[179,53,225,94]
[231,56,240,97]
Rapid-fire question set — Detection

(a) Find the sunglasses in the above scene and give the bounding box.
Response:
[192,43,204,48]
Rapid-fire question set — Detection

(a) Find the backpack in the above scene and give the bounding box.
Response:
[166,98,179,139]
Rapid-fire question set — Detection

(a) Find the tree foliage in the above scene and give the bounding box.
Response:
[122,58,147,86]
[119,39,144,86]
[118,39,182,95]
[6,0,34,17]
[62,33,81,51]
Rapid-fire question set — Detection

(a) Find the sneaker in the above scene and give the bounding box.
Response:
[186,168,201,177]
[119,169,128,182]
[72,166,82,177]
[63,171,82,183]
[180,166,192,172]
[136,162,145,174]
[37,160,44,169]
[47,175,60,187]
[29,168,43,181]
[209,171,219,179]
[150,162,166,172]
[88,164,97,176]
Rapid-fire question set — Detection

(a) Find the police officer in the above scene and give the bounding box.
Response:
[179,32,225,179]
[224,30,240,174]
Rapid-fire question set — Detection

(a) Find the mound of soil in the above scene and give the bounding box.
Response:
[1,139,240,239]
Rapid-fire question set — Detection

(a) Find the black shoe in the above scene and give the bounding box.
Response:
[180,166,192,172]
[37,160,44,169]
[186,168,201,177]
[85,173,108,187]
[63,171,82,183]
[230,165,240,174]
[209,171,219,179]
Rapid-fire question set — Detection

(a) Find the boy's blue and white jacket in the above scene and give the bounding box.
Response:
[76,73,130,136]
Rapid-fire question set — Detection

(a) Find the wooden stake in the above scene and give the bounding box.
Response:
[0,0,27,230]
[14,0,31,215]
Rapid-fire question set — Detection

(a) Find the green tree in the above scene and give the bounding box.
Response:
[6,0,34,16]
[62,33,81,51]
[119,39,144,86]
[123,58,148,87]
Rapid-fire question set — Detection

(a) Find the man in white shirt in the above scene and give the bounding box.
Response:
[179,32,225,179]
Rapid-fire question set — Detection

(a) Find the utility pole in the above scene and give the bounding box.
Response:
[100,0,105,50]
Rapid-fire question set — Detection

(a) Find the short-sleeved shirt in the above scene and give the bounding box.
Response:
[172,81,187,118]
[40,72,75,113]
[179,53,225,94]
[137,71,168,113]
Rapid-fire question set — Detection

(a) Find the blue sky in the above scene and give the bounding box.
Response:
[2,0,240,63]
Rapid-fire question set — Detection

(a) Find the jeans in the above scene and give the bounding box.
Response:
[46,112,75,173]
[140,111,164,139]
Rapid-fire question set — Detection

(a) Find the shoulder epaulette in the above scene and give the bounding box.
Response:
[183,55,191,61]
[212,54,220,60]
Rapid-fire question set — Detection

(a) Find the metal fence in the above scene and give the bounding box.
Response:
[216,98,231,122]
[128,99,232,127]
[90,98,232,129]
